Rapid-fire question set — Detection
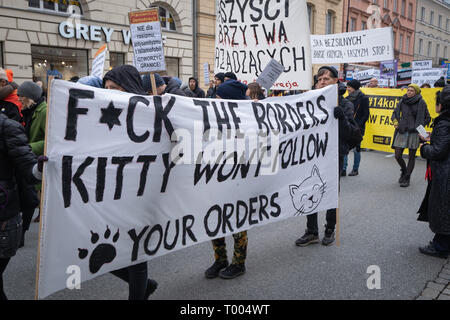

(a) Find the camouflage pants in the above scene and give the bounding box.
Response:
[211,231,247,265]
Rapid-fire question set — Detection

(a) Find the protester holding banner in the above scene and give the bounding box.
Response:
[205,79,249,280]
[296,66,355,247]
[418,86,450,259]
[0,112,45,300]
[206,73,225,99]
[391,84,431,188]
[102,65,158,300]
[342,80,370,177]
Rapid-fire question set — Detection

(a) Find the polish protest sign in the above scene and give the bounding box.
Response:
[412,60,432,71]
[36,80,339,298]
[129,9,166,73]
[361,88,439,153]
[214,0,312,90]
[311,27,394,64]
[91,44,107,78]
[411,68,447,87]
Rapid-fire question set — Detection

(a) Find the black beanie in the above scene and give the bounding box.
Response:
[215,73,226,83]
[224,72,237,80]
[318,66,338,78]
[347,79,361,90]
[216,80,248,100]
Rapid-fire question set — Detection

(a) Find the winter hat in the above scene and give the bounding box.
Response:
[142,73,165,93]
[408,83,421,95]
[224,72,237,81]
[214,72,226,83]
[103,65,147,95]
[318,66,338,79]
[347,79,361,91]
[0,68,8,81]
[78,75,103,88]
[439,85,450,111]
[17,81,43,101]
[216,80,248,100]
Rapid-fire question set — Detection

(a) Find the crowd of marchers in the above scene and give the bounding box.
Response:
[0,63,449,300]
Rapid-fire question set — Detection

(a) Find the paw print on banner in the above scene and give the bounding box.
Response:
[78,226,120,274]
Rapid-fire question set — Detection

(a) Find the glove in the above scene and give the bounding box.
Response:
[334,106,344,120]
[37,155,48,172]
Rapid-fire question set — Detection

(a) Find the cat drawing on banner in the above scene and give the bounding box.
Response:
[289,165,326,216]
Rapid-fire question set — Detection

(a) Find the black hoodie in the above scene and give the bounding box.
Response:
[103,65,147,95]
[162,76,187,96]
[186,77,205,98]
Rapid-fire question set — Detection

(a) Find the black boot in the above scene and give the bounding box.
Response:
[400,174,410,187]
[398,168,407,183]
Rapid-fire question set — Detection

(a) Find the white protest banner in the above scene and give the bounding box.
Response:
[36,81,338,299]
[256,59,285,90]
[129,9,166,73]
[311,27,394,64]
[411,68,447,87]
[203,62,210,86]
[412,60,432,71]
[91,44,107,78]
[214,0,312,90]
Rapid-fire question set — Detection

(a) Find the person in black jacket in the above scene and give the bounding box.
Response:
[296,66,355,247]
[391,84,431,187]
[206,73,225,98]
[0,112,44,300]
[342,79,370,176]
[102,65,159,300]
[418,86,450,259]
[184,77,205,98]
[142,73,186,96]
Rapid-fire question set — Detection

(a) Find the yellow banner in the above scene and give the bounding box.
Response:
[359,88,440,153]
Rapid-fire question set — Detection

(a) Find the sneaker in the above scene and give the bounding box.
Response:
[219,264,246,279]
[419,244,449,259]
[144,279,158,299]
[348,170,359,176]
[295,229,319,247]
[400,175,410,187]
[341,170,347,177]
[322,229,335,246]
[205,260,229,279]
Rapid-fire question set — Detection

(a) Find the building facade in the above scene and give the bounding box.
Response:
[0,0,194,86]
[414,0,450,67]
[196,0,215,92]
[342,0,416,66]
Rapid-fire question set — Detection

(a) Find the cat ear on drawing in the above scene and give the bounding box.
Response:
[289,184,299,196]
[311,165,320,177]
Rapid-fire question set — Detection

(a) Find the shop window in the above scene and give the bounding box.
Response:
[159,7,176,31]
[28,0,83,16]
[109,52,125,70]
[31,46,88,88]
[159,57,179,78]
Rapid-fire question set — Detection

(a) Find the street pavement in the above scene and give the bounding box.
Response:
[4,150,449,300]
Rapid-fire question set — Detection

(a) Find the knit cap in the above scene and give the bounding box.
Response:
[17,81,43,101]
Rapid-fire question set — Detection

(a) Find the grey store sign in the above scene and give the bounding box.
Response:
[59,21,131,45]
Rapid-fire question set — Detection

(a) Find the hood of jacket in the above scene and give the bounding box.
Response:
[103,65,146,95]
[164,77,182,94]
[189,77,199,91]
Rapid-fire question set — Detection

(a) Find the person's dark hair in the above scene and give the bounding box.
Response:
[439,85,450,111]
[247,82,265,100]
[421,83,431,89]
[70,76,80,83]
[318,66,338,79]
[434,77,446,88]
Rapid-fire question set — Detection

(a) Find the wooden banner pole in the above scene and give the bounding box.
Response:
[34,76,53,300]
[150,72,158,96]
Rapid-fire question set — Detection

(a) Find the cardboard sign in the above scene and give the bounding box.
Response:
[311,27,394,64]
[129,9,166,73]
[256,59,285,90]
[91,44,107,78]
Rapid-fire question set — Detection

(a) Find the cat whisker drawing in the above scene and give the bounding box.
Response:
[289,165,326,217]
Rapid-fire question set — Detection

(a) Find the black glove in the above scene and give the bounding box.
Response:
[37,155,48,172]
[334,106,344,120]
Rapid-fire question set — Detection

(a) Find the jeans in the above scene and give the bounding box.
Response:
[343,146,361,172]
